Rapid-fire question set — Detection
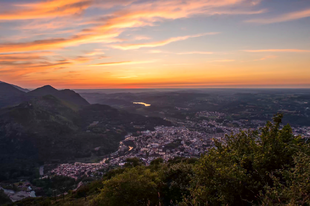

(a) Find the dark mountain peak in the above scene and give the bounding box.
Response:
[28,85,89,107]
[0,82,27,108]
[0,81,20,90]
[0,81,89,108]
[0,81,29,92]
[41,85,55,89]
[31,85,58,94]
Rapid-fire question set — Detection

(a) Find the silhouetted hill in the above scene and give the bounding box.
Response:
[0,82,27,108]
[0,81,29,92]
[27,85,90,107]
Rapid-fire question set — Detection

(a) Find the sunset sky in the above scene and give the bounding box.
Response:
[0,0,310,89]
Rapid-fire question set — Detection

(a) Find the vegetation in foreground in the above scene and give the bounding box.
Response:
[6,114,310,206]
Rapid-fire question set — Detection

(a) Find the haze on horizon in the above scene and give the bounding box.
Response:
[0,0,309,89]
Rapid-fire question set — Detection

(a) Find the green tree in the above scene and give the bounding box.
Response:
[92,167,161,206]
[190,114,304,205]
[160,163,194,205]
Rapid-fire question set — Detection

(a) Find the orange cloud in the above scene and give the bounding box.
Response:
[89,60,156,66]
[0,52,54,61]
[177,51,214,55]
[209,59,236,62]
[0,0,261,53]
[244,49,310,53]
[85,50,106,56]
[0,31,121,53]
[0,51,92,78]
[134,35,151,40]
[0,0,93,20]
[246,8,310,24]
[112,33,219,50]
[257,55,278,61]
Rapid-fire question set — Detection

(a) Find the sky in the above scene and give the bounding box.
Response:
[0,0,310,89]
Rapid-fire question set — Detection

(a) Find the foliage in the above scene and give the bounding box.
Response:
[260,151,310,205]
[92,167,161,206]
[160,162,194,205]
[189,114,305,205]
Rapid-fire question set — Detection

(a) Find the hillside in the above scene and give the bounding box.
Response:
[0,95,171,181]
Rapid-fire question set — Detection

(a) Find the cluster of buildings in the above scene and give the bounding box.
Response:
[195,111,225,119]
[49,162,105,180]
[45,111,310,180]
[292,126,310,139]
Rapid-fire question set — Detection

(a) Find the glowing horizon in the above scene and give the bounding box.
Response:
[0,0,310,89]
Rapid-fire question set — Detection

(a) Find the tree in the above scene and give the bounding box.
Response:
[160,163,194,205]
[190,114,304,205]
[92,167,161,206]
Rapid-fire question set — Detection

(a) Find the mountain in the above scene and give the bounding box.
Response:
[0,95,171,181]
[0,81,29,92]
[27,85,90,107]
[0,82,27,108]
[0,82,89,109]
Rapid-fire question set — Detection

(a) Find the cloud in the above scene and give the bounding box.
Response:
[134,35,151,40]
[85,50,106,56]
[148,50,215,55]
[89,60,156,66]
[70,56,92,63]
[148,50,167,54]
[0,51,92,78]
[177,51,214,55]
[0,31,121,53]
[112,33,219,50]
[0,0,261,53]
[0,60,73,77]
[246,8,310,24]
[257,55,277,61]
[244,49,310,53]
[209,59,235,62]
[0,52,54,60]
[0,0,93,20]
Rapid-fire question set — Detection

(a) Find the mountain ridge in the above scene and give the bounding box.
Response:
[0,82,90,108]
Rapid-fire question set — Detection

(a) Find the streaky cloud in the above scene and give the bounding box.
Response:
[112,33,219,50]
[89,60,156,66]
[246,8,310,24]
[244,49,310,53]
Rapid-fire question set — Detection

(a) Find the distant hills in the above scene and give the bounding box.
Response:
[0,81,171,181]
[0,81,89,108]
